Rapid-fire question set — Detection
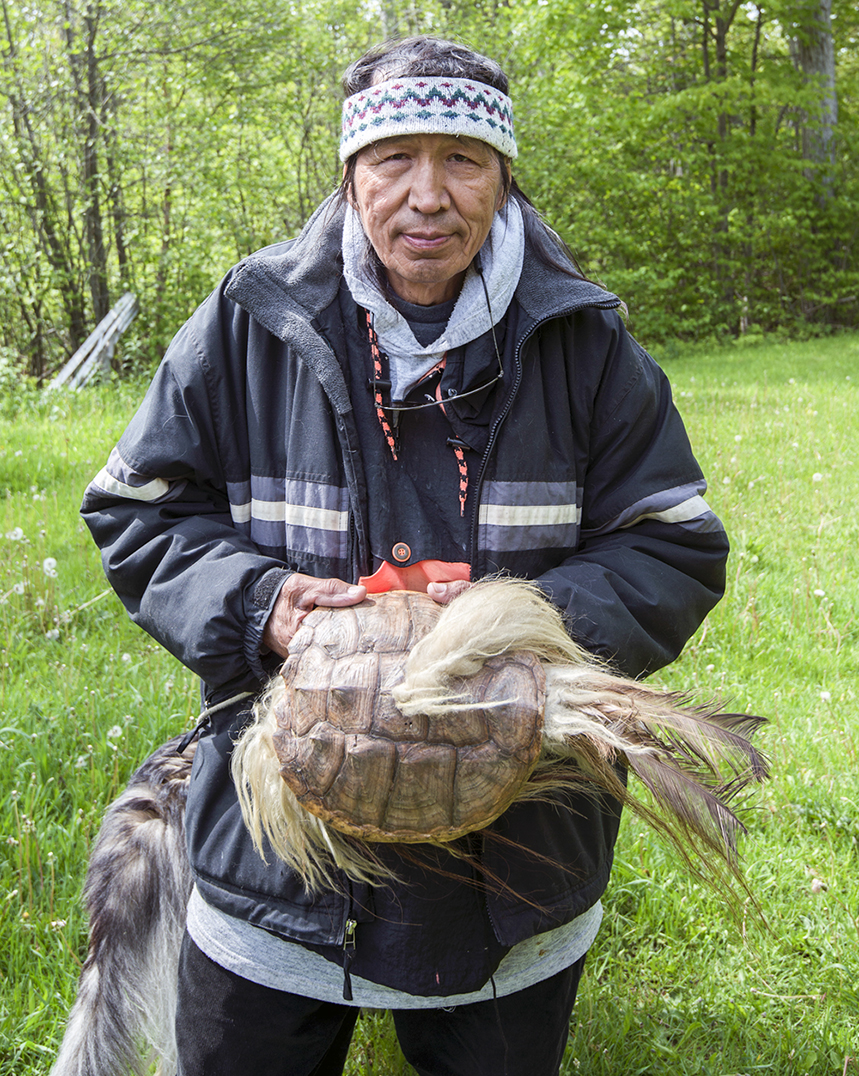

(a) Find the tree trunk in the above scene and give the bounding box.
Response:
[794,0,837,200]
[83,4,110,322]
[701,0,742,320]
[104,91,130,291]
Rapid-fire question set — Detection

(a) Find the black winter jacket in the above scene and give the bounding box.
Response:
[82,197,728,995]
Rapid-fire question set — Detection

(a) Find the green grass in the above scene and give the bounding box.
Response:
[1,334,858,1075]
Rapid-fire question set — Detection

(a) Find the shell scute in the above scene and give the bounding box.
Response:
[452,741,523,829]
[371,690,429,742]
[405,592,443,645]
[321,733,398,832]
[382,742,456,837]
[294,604,360,660]
[275,721,345,799]
[326,651,379,733]
[355,593,415,652]
[280,646,333,737]
[425,707,489,747]
[478,653,546,760]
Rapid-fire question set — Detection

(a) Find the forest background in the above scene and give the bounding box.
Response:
[0,0,856,383]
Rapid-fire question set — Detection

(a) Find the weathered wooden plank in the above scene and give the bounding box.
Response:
[49,292,139,389]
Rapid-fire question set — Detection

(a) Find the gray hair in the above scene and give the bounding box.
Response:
[342,36,509,96]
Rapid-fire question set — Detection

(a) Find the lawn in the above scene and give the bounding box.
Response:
[1,332,857,1075]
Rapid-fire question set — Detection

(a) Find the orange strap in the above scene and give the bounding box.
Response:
[367,312,399,460]
[365,310,468,515]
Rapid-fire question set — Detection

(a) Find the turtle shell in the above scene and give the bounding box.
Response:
[271,591,546,842]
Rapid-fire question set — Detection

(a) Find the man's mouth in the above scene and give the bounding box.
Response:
[401,232,451,251]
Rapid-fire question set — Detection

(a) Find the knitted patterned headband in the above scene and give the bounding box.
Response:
[340,76,517,162]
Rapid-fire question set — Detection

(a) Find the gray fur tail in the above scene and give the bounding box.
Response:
[51,737,196,1076]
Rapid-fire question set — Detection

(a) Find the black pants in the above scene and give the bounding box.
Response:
[175,933,586,1076]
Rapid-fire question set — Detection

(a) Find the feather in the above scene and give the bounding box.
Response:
[537,660,768,890]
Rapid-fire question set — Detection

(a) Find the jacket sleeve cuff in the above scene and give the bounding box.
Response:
[242,567,293,682]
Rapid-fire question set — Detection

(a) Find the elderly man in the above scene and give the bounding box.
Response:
[82,36,728,1076]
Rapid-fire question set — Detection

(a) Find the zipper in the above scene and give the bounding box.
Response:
[341,876,358,1003]
[342,917,357,1001]
[467,299,621,573]
[348,510,360,581]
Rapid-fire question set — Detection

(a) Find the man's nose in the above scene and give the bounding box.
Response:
[408,159,450,214]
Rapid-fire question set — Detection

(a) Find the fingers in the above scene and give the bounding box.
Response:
[283,573,367,611]
[426,579,472,605]
[310,580,367,608]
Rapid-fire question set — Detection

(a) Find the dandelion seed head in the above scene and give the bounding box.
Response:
[820,690,831,702]
[812,472,823,483]
[107,724,124,739]
[12,583,24,595]
[813,588,825,597]
[5,527,24,541]
[45,629,60,641]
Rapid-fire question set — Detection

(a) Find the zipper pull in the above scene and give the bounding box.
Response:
[342,918,357,1002]
[343,918,357,949]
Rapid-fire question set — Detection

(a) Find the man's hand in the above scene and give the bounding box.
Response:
[427,579,471,604]
[262,574,367,657]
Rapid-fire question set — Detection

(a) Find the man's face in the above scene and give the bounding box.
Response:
[351,133,508,306]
